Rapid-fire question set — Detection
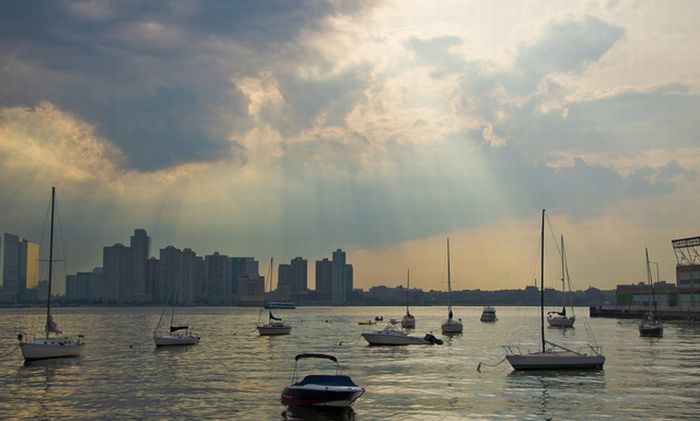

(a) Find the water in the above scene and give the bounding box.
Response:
[0,306,698,420]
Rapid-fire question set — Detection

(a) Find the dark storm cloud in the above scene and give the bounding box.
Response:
[0,0,374,170]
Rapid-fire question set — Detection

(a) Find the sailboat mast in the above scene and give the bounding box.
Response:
[645,247,655,315]
[45,186,55,339]
[447,238,452,318]
[540,209,545,353]
[406,268,410,314]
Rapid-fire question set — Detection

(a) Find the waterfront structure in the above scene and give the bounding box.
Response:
[230,257,258,298]
[1,233,40,303]
[65,267,105,302]
[103,243,132,303]
[130,229,150,303]
[673,236,700,309]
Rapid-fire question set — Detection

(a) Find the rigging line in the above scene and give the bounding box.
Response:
[476,356,507,372]
[0,343,20,359]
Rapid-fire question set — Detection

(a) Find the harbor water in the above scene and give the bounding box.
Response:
[0,306,698,420]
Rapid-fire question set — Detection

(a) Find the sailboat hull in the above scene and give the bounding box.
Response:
[639,321,663,337]
[154,334,199,346]
[257,324,292,335]
[506,352,605,370]
[547,316,575,328]
[441,319,463,334]
[400,315,415,328]
[361,331,430,345]
[20,337,83,362]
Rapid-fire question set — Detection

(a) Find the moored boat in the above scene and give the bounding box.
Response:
[401,268,416,329]
[480,306,497,322]
[441,238,463,334]
[362,321,442,346]
[281,353,364,408]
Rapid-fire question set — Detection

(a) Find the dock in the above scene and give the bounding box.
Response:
[590,305,700,321]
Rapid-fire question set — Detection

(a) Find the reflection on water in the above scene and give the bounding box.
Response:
[0,306,699,420]
[282,405,355,421]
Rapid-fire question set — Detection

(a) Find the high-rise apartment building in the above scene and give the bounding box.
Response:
[230,257,259,298]
[158,246,182,304]
[1,233,40,303]
[182,248,205,304]
[205,252,231,304]
[290,257,308,293]
[130,229,150,303]
[103,243,132,303]
[315,258,332,302]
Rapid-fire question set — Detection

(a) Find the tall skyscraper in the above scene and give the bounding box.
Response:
[205,252,231,304]
[103,243,132,303]
[331,249,347,305]
[315,258,332,302]
[1,233,40,303]
[158,246,182,304]
[130,229,150,303]
[278,263,291,288]
[230,257,259,299]
[182,248,204,305]
[290,257,308,293]
[146,257,160,302]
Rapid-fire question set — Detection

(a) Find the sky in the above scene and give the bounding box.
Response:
[0,0,699,293]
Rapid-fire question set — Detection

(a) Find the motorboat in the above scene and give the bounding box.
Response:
[154,326,200,347]
[19,187,84,362]
[441,238,463,334]
[361,321,442,346]
[504,209,605,371]
[358,320,376,326]
[547,235,576,328]
[639,248,663,338]
[401,268,416,329]
[281,353,365,407]
[480,306,497,322]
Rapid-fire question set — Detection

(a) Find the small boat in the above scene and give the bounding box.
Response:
[441,239,463,334]
[281,353,365,408]
[362,321,442,346]
[258,311,292,335]
[401,268,416,329]
[480,306,497,322]
[19,187,84,362]
[374,316,383,321]
[357,320,376,326]
[547,235,576,328]
[264,301,296,310]
[504,209,605,371]
[154,326,200,347]
[639,247,663,337]
[257,258,292,336]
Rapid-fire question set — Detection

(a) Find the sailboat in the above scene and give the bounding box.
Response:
[504,209,605,370]
[547,235,576,328]
[441,238,463,334]
[19,187,85,362]
[639,247,663,337]
[257,258,292,336]
[400,269,416,329]
[154,271,199,347]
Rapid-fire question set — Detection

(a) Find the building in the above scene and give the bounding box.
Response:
[87,267,105,301]
[182,249,205,305]
[130,229,151,303]
[103,243,132,304]
[237,273,265,305]
[331,249,353,305]
[159,246,182,304]
[146,257,160,302]
[205,252,231,304]
[230,257,259,299]
[290,257,308,293]
[1,233,40,303]
[315,258,332,302]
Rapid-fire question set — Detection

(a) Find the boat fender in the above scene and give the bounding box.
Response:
[424,333,443,345]
[17,334,22,342]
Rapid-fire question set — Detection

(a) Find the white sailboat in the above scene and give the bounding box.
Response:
[504,209,605,370]
[257,258,292,336]
[154,271,199,347]
[19,187,85,362]
[441,238,463,334]
[400,269,416,329]
[547,235,576,328]
[639,247,663,337]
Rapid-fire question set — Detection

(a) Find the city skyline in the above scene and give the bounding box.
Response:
[1,2,699,292]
